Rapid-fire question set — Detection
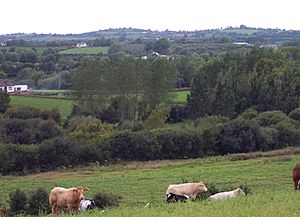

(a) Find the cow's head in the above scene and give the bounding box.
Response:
[73,187,88,201]
[197,182,208,192]
[236,188,246,196]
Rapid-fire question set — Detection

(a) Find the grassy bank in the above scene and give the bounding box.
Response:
[0,148,299,216]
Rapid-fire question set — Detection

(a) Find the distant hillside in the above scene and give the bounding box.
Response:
[1,26,300,45]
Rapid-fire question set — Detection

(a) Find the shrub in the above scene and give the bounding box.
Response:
[69,117,114,140]
[143,104,171,130]
[8,188,27,215]
[255,110,288,127]
[289,107,300,122]
[239,108,258,120]
[27,188,51,215]
[93,192,121,209]
[6,105,61,123]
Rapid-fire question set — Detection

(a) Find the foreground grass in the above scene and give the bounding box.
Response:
[0,148,300,216]
[10,96,73,120]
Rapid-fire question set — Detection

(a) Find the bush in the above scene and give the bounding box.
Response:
[1,118,64,144]
[93,192,121,209]
[27,188,51,215]
[6,105,61,123]
[8,188,27,215]
[255,110,288,127]
[289,107,300,122]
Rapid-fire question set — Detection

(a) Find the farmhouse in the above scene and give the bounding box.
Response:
[76,42,88,48]
[0,79,28,94]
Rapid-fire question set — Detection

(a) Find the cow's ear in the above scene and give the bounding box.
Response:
[84,188,89,192]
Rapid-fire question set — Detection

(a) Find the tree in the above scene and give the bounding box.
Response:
[141,58,176,115]
[0,91,10,113]
[143,103,171,130]
[186,71,211,118]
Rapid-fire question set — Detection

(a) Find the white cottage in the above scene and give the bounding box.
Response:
[0,79,28,94]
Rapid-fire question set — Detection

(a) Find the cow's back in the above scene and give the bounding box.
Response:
[49,187,71,207]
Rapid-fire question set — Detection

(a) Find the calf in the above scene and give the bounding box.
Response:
[166,193,189,203]
[80,199,96,211]
[49,186,88,215]
[208,188,245,201]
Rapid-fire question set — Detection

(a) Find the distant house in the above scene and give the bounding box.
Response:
[0,79,14,93]
[0,42,6,47]
[0,79,28,94]
[76,42,88,48]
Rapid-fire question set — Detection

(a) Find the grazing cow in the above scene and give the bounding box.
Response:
[166,193,189,203]
[49,186,88,215]
[80,199,96,211]
[292,163,300,190]
[166,182,208,201]
[208,188,245,201]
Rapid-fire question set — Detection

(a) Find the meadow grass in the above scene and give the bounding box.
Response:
[0,148,300,216]
[10,95,73,120]
[59,47,109,55]
[173,90,190,103]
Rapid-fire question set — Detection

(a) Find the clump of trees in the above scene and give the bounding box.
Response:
[187,47,300,118]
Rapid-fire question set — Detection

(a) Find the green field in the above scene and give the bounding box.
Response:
[173,90,190,103]
[1,148,300,216]
[59,47,109,55]
[10,96,73,120]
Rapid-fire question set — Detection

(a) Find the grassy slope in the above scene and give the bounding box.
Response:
[10,96,73,120]
[0,149,300,216]
[59,47,109,54]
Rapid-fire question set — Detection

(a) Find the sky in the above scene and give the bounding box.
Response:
[1,0,300,34]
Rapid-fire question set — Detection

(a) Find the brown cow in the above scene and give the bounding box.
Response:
[49,186,88,215]
[292,163,300,190]
[166,182,208,201]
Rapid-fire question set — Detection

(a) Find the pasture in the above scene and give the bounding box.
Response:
[10,96,73,120]
[59,47,109,55]
[0,148,300,216]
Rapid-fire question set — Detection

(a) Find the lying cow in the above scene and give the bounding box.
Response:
[49,186,88,215]
[166,193,189,203]
[166,182,208,202]
[208,188,245,201]
[80,199,96,211]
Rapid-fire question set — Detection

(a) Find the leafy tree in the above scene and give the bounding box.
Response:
[0,91,10,113]
[143,103,171,130]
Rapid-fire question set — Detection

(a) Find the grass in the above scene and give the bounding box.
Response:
[10,95,73,120]
[173,90,190,103]
[59,47,109,55]
[0,148,300,216]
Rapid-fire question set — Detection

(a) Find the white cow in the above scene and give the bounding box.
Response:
[208,188,245,201]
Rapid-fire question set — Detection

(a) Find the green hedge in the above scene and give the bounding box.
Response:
[0,115,299,174]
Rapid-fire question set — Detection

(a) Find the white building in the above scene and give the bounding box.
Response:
[0,79,28,94]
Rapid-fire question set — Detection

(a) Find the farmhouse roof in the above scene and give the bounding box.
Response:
[0,79,13,87]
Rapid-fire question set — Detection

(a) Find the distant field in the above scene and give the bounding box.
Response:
[8,90,189,121]
[59,46,109,54]
[0,148,300,216]
[223,29,259,35]
[173,90,190,103]
[10,96,73,120]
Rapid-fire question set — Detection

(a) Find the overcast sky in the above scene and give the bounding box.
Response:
[1,0,300,34]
